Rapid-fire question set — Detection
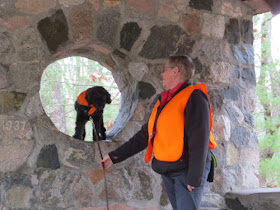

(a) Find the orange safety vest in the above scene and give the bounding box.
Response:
[76,89,96,115]
[144,83,216,163]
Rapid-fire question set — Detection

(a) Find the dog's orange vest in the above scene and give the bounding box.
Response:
[144,83,216,163]
[77,89,96,115]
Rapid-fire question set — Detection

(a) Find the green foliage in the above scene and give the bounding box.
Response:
[260,153,280,187]
[40,56,120,141]
[253,13,280,187]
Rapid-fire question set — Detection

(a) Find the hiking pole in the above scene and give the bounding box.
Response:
[91,120,110,210]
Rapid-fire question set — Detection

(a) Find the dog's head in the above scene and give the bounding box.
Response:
[86,86,112,110]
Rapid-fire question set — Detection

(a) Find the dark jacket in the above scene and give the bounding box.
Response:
[109,81,211,187]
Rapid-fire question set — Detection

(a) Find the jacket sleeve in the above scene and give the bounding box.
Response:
[185,89,210,187]
[108,123,149,164]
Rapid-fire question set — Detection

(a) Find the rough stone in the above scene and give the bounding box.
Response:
[139,25,195,59]
[37,10,69,52]
[79,205,133,210]
[0,91,27,114]
[242,66,256,85]
[98,180,121,201]
[0,65,8,89]
[160,182,169,206]
[241,19,253,45]
[69,5,94,40]
[0,33,12,55]
[231,127,251,147]
[86,168,105,185]
[199,38,222,62]
[231,45,254,65]
[209,61,234,84]
[225,197,248,210]
[133,171,154,200]
[63,139,96,168]
[222,86,239,101]
[131,101,145,121]
[8,62,42,92]
[139,82,156,100]
[0,115,33,172]
[189,0,213,11]
[128,62,148,81]
[0,1,18,18]
[235,65,241,79]
[202,13,225,38]
[202,193,227,209]
[16,27,38,46]
[2,173,32,190]
[38,169,93,208]
[87,0,100,11]
[104,0,121,8]
[224,18,240,45]
[225,189,280,210]
[96,11,120,46]
[5,185,33,209]
[59,0,85,7]
[175,34,196,55]
[223,42,232,60]
[37,144,60,169]
[221,3,242,18]
[243,88,256,112]
[17,47,41,62]
[244,113,254,127]
[193,57,203,74]
[26,93,45,118]
[112,49,127,60]
[226,142,238,165]
[208,90,224,112]
[239,147,259,188]
[126,0,156,14]
[120,22,142,51]
[0,16,32,32]
[182,12,201,35]
[225,102,244,125]
[15,0,56,14]
[158,3,180,22]
[193,58,210,80]
[89,44,111,54]
[222,167,242,192]
[212,114,231,142]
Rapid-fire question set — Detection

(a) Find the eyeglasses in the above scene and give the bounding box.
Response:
[154,65,177,72]
[163,66,176,71]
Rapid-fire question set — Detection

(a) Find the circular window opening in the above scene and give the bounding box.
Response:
[39,56,120,142]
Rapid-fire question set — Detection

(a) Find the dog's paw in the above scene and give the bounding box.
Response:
[100,133,106,140]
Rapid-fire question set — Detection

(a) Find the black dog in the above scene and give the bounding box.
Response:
[73,86,111,141]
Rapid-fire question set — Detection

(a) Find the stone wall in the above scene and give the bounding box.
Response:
[0,0,258,209]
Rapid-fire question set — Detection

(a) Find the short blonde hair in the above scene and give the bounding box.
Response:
[168,55,195,80]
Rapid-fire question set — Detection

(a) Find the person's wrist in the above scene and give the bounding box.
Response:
[108,152,117,164]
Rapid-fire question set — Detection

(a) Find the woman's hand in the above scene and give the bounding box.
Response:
[187,185,195,192]
[100,154,113,170]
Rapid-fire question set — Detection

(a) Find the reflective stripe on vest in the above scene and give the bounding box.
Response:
[144,83,217,163]
[77,89,96,115]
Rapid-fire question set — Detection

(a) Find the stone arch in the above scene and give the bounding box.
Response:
[40,50,139,141]
[34,7,153,141]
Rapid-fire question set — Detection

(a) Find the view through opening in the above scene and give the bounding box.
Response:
[253,13,280,187]
[40,56,120,141]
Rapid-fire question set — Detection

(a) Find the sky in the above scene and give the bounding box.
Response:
[271,14,280,60]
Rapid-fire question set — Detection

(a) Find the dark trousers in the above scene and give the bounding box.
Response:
[161,161,211,210]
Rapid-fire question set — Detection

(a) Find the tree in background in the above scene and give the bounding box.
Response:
[253,13,280,187]
[40,57,120,141]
